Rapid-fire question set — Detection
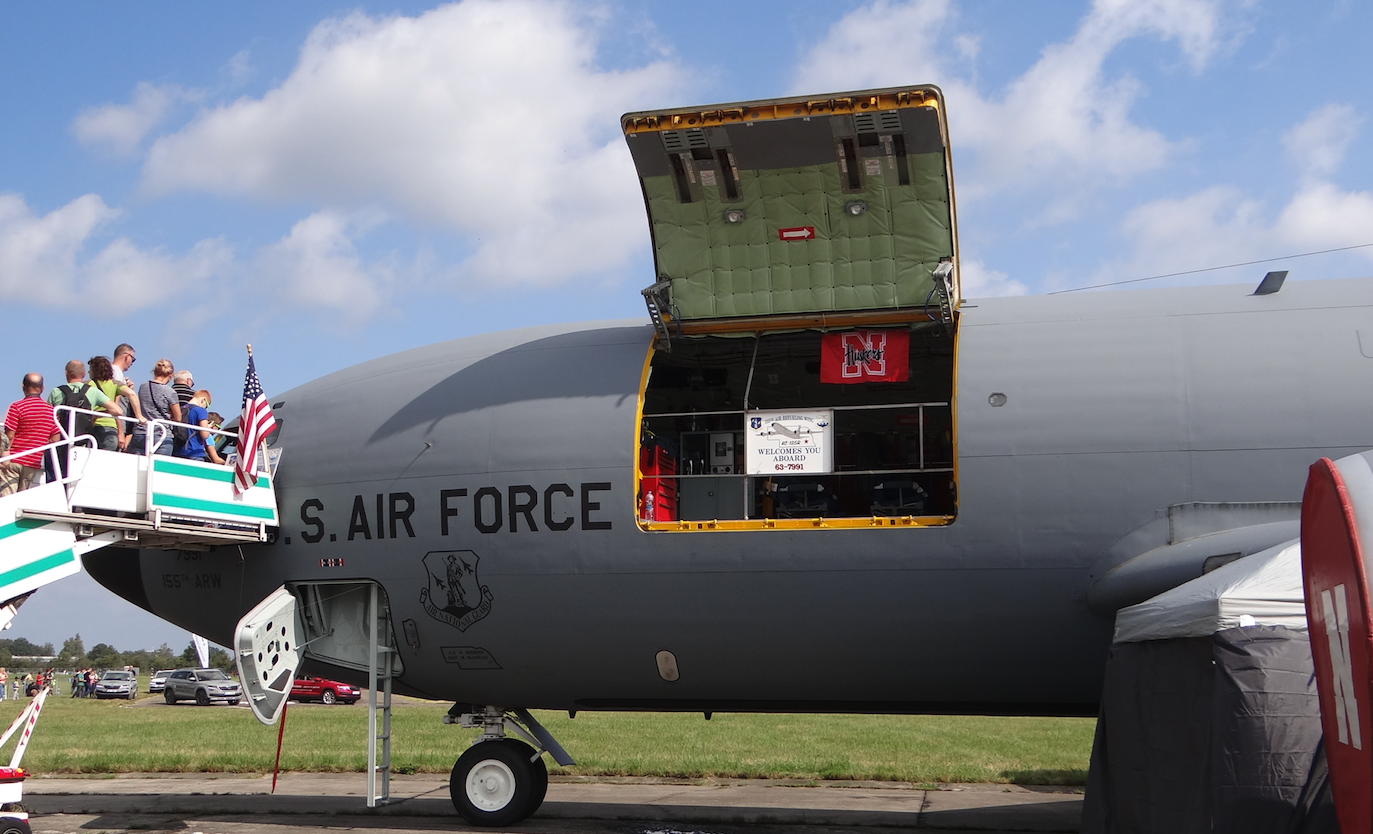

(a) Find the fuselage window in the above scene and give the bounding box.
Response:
[638,326,956,530]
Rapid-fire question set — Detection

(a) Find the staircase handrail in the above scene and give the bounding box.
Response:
[0,435,95,489]
[52,406,247,461]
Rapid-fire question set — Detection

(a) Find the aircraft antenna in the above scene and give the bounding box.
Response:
[1049,241,1373,294]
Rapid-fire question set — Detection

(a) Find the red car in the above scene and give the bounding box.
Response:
[289,676,360,705]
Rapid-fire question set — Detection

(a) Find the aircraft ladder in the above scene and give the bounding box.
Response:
[366,582,396,807]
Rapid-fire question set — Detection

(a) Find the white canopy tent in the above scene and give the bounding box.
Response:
[1111,540,1305,644]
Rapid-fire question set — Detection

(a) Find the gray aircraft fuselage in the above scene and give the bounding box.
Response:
[87,275,1373,715]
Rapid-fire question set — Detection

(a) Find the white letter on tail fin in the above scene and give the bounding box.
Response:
[1322,585,1363,749]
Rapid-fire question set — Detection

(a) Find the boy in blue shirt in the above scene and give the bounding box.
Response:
[179,390,225,464]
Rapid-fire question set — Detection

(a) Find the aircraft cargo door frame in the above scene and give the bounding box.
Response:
[634,326,958,531]
[623,85,961,532]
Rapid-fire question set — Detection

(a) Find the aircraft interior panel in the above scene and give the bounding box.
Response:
[623,85,960,323]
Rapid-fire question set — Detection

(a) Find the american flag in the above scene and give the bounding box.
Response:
[233,354,276,495]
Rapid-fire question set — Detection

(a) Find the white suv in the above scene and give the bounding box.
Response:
[148,670,174,693]
[163,668,242,706]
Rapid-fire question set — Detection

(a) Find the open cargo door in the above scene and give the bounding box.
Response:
[624,85,958,334]
[625,86,960,532]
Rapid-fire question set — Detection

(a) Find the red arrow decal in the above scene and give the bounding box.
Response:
[778,226,815,241]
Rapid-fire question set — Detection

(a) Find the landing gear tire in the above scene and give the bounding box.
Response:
[529,753,548,812]
[450,739,545,826]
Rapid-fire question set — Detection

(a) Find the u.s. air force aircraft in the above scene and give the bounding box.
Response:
[75,86,1373,824]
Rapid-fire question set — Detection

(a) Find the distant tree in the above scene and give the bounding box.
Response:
[0,647,10,667]
[58,635,85,666]
[179,641,233,672]
[86,643,121,670]
[0,638,54,657]
[151,644,177,668]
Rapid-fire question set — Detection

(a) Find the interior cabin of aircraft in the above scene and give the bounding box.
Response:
[637,326,957,527]
[624,85,961,531]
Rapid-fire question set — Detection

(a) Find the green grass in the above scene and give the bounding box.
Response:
[0,695,1095,785]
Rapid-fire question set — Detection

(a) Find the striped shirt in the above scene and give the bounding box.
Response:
[4,395,58,469]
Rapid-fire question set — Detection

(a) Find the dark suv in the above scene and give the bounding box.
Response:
[163,668,242,706]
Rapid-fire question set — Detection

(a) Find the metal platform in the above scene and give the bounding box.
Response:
[14,508,266,551]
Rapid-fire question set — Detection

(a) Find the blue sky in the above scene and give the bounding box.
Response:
[2,0,1371,651]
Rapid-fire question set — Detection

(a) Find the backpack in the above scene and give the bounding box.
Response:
[173,412,191,450]
[58,383,97,438]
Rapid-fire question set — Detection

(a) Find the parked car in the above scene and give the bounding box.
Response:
[163,668,241,706]
[94,670,137,700]
[290,675,360,705]
[148,670,174,693]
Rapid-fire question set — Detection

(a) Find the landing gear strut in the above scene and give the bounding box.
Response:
[444,705,573,826]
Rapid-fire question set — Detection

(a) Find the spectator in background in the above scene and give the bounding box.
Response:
[179,390,225,465]
[111,344,135,385]
[171,371,194,455]
[47,359,122,443]
[0,667,7,701]
[207,411,228,461]
[47,360,123,479]
[172,370,194,410]
[89,356,144,452]
[126,360,181,456]
[2,374,59,495]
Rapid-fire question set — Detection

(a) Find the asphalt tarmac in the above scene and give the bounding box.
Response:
[22,773,1083,834]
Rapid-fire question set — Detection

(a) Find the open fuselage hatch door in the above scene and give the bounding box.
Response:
[624,85,961,532]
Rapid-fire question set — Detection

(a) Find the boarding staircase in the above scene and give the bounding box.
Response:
[0,408,279,627]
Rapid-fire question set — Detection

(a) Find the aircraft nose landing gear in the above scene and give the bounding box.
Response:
[444,705,570,826]
[451,738,548,826]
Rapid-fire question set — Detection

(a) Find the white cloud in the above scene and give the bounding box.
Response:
[71,82,200,156]
[789,0,950,95]
[89,236,234,316]
[959,258,1028,298]
[1115,185,1265,276]
[1093,178,1373,292]
[1274,181,1373,250]
[791,0,1229,210]
[253,210,396,321]
[0,193,120,303]
[0,192,231,313]
[140,0,686,288]
[1283,103,1362,179]
[222,50,254,86]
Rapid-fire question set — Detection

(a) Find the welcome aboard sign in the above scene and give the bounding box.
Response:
[745,410,834,475]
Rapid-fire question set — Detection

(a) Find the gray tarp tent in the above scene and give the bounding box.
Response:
[1082,541,1336,834]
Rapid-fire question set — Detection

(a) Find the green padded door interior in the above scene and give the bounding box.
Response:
[624,86,958,322]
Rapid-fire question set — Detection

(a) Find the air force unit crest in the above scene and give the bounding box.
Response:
[420,549,493,632]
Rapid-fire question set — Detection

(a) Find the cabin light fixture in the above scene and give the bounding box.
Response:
[723,209,746,224]
[845,200,868,216]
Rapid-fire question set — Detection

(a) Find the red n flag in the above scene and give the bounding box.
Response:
[820,330,909,383]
